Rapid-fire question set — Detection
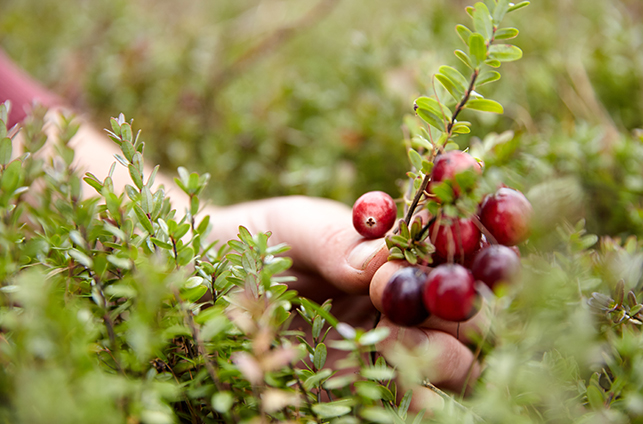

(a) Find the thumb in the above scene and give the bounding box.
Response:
[211,196,389,294]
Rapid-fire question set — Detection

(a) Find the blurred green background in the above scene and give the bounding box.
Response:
[1,0,642,235]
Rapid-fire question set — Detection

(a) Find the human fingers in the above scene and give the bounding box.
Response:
[370,261,489,342]
[210,196,390,294]
[376,317,482,395]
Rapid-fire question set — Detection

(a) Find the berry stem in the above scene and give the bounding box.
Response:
[403,26,498,227]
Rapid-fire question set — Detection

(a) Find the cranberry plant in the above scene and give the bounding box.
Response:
[2,1,643,424]
[0,103,407,423]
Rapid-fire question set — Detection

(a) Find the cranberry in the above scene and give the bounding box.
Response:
[470,245,521,290]
[429,217,481,259]
[462,235,491,268]
[430,150,482,198]
[352,191,397,239]
[423,264,477,322]
[382,267,430,327]
[479,187,532,246]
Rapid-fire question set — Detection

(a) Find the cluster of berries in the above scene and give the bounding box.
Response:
[352,150,532,326]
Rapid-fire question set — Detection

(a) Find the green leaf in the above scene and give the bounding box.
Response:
[104,284,137,299]
[0,137,12,165]
[488,44,523,62]
[132,152,144,175]
[304,368,332,390]
[133,204,154,234]
[485,59,501,68]
[586,385,605,410]
[454,50,473,69]
[140,185,154,214]
[359,406,395,423]
[190,195,199,217]
[211,392,234,413]
[147,164,160,188]
[181,285,207,302]
[408,149,423,171]
[110,117,121,136]
[465,99,504,113]
[439,66,469,94]
[415,96,452,119]
[196,215,210,235]
[188,172,200,193]
[150,237,173,250]
[323,375,357,390]
[106,255,132,270]
[361,366,396,381]
[416,108,445,131]
[178,246,195,267]
[454,168,479,192]
[355,380,385,400]
[398,390,413,420]
[455,24,472,46]
[297,298,338,327]
[1,160,22,193]
[476,70,501,86]
[128,164,143,190]
[414,97,451,131]
[358,327,390,346]
[468,33,487,67]
[403,249,418,265]
[173,222,191,240]
[432,181,455,203]
[313,343,327,370]
[69,249,93,268]
[495,27,519,40]
[507,1,530,13]
[493,0,510,23]
[237,225,253,246]
[452,122,472,134]
[120,122,132,142]
[121,141,135,162]
[472,2,493,40]
[83,173,103,194]
[311,403,351,419]
[435,74,463,100]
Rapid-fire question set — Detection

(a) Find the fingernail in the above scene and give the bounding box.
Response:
[348,239,387,270]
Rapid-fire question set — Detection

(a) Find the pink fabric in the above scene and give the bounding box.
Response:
[0,49,63,127]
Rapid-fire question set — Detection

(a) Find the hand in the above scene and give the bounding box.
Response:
[212,197,484,411]
[370,260,485,410]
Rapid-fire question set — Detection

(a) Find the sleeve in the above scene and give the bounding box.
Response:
[0,48,63,127]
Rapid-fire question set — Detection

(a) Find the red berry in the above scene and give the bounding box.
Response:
[470,245,521,290]
[382,267,430,327]
[423,264,477,322]
[430,151,482,198]
[462,235,491,268]
[352,191,397,239]
[479,188,532,246]
[429,217,481,259]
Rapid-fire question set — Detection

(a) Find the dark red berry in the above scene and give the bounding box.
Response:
[429,217,481,259]
[423,264,477,322]
[462,235,491,269]
[352,191,397,239]
[382,267,430,327]
[470,245,521,290]
[479,188,532,246]
[430,151,482,198]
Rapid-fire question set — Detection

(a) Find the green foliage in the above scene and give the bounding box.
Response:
[0,102,416,423]
[2,0,641,206]
[3,0,643,423]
